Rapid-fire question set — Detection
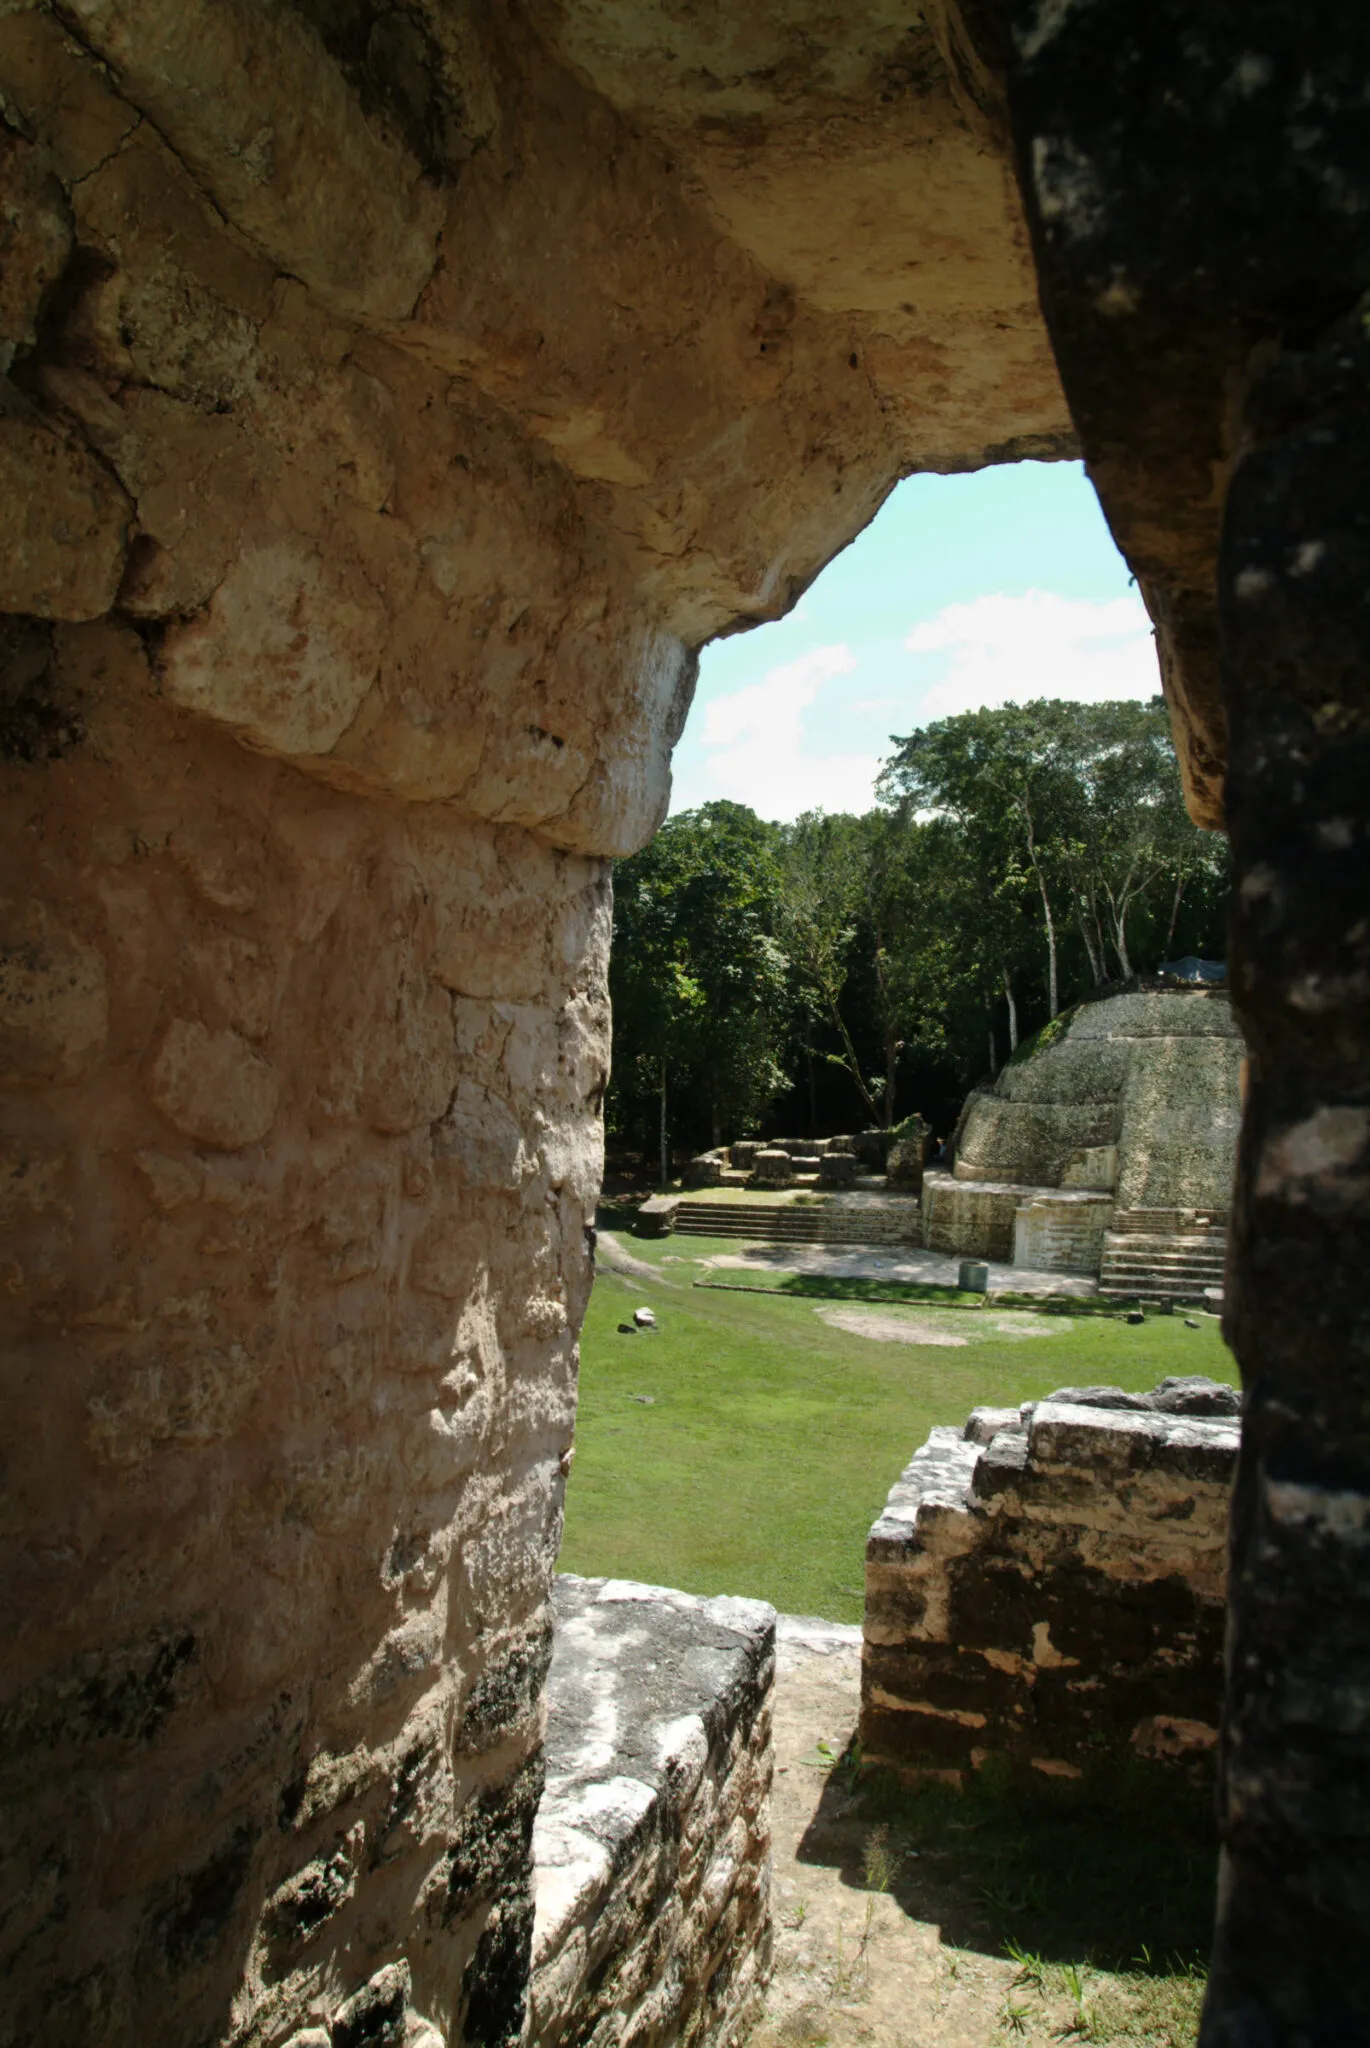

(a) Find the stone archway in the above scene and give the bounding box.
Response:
[1,5,1365,2043]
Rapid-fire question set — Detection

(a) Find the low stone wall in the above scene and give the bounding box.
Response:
[861,1380,1239,1783]
[531,1576,775,2048]
[921,1170,1024,1261]
[1011,1191,1115,1273]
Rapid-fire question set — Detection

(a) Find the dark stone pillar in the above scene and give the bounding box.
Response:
[1212,314,1370,2045]
[993,2,1370,2034]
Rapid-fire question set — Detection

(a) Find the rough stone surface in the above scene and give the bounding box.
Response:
[3,0,1367,2039]
[817,1151,857,1188]
[925,990,1242,1280]
[884,1117,928,1194]
[0,621,607,2047]
[532,1575,775,2048]
[996,8,1370,2026]
[862,1380,1239,1782]
[684,1151,725,1189]
[956,990,1242,1205]
[750,1149,795,1188]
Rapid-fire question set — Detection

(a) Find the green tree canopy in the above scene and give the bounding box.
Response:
[609,801,791,1178]
[608,702,1228,1165]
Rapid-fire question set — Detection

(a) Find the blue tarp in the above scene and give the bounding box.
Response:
[1158,957,1226,984]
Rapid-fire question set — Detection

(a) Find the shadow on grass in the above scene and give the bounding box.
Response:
[696,1273,983,1306]
[796,1751,1217,1973]
[696,1272,1144,1316]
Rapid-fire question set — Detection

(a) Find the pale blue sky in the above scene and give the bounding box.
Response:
[668,460,1159,821]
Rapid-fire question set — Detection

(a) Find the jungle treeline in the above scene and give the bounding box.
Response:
[608,697,1229,1172]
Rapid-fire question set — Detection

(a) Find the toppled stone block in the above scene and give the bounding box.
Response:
[635,1195,680,1237]
[729,1141,761,1170]
[532,1575,775,2048]
[684,1151,725,1187]
[751,1148,794,1186]
[818,1150,857,1187]
[862,1380,1239,1781]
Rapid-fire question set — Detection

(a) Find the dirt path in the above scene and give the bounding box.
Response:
[753,1621,1017,2048]
[751,1628,1206,2048]
[595,1229,683,1287]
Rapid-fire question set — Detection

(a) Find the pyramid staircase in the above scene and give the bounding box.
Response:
[1099,1209,1228,1304]
[670,1200,917,1247]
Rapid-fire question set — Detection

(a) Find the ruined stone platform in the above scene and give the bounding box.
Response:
[862,1379,1241,1783]
[532,1575,776,2048]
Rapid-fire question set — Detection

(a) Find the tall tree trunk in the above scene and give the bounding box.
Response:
[658,1053,669,1189]
[1088,882,1108,983]
[1164,870,1186,954]
[883,1024,901,1128]
[987,1022,998,1078]
[872,940,899,1128]
[825,994,879,1124]
[1002,967,1019,1052]
[1024,816,1059,1017]
[1109,895,1134,978]
[1073,890,1103,983]
[1105,864,1139,978]
[807,1046,817,1136]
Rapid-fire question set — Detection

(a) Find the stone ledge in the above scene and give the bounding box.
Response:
[532,1574,776,2048]
[862,1380,1239,1777]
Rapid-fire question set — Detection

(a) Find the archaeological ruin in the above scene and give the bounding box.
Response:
[924,985,1243,1296]
[665,985,1242,1302]
[2,3,1367,2045]
[863,1378,1241,1784]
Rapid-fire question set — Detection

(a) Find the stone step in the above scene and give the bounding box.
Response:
[1102,1249,1226,1266]
[1102,1250,1226,1270]
[1099,1223,1228,1302]
[670,1200,917,1245]
[1103,1231,1226,1249]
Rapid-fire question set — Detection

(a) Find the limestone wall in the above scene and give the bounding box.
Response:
[939,994,1243,1279]
[0,8,1073,2042]
[1,651,607,2047]
[531,1577,775,2048]
[956,991,1242,1207]
[862,1380,1239,1782]
[921,1174,1022,1262]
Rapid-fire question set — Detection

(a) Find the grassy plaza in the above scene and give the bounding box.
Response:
[559,1230,1237,1623]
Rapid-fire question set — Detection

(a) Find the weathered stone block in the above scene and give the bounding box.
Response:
[532,1575,775,2048]
[817,1150,857,1187]
[751,1149,794,1187]
[862,1382,1237,1780]
[635,1195,680,1237]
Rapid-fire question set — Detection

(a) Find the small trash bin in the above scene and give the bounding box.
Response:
[958,1259,989,1293]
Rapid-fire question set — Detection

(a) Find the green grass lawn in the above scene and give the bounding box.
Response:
[557,1233,1237,1621]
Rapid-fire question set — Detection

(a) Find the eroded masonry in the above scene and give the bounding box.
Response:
[3,4,1368,2045]
[863,1379,1241,1783]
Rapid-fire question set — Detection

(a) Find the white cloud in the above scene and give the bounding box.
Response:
[905,589,1159,719]
[693,643,881,821]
